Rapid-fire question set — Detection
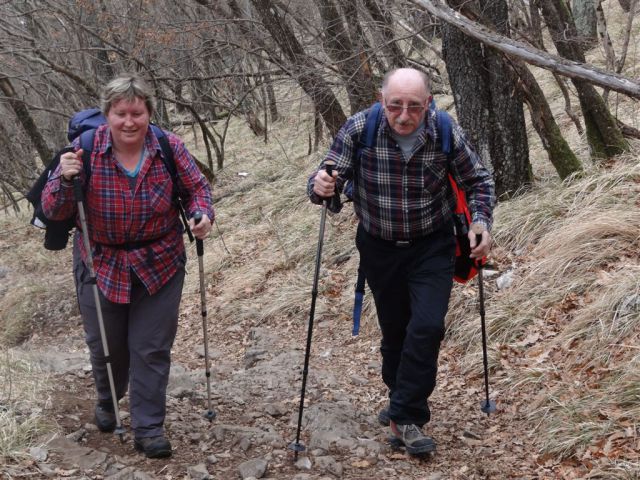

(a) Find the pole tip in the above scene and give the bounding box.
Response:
[204,410,216,422]
[288,441,306,453]
[481,400,497,415]
[114,426,126,443]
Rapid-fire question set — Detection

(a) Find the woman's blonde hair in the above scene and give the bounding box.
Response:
[100,74,155,116]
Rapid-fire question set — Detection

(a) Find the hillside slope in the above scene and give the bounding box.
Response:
[1,104,638,479]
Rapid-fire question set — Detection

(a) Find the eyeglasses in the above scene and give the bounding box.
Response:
[384,102,426,114]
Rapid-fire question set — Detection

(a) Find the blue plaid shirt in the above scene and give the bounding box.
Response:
[308,107,495,241]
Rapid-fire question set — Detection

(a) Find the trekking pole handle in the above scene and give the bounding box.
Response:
[471,223,484,245]
[324,161,335,177]
[471,223,485,269]
[322,161,336,203]
[72,176,84,202]
[194,211,204,256]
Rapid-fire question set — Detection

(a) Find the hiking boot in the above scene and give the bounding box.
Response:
[390,421,436,455]
[94,403,116,433]
[378,406,391,426]
[134,436,172,459]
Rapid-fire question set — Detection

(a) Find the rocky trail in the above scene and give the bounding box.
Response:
[4,124,634,480]
[3,267,551,480]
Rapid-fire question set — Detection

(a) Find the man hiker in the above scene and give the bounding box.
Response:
[307,68,495,454]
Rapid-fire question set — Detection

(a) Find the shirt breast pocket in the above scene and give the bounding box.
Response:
[148,180,173,214]
[422,154,449,196]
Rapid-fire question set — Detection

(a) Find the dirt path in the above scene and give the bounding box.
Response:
[6,288,578,480]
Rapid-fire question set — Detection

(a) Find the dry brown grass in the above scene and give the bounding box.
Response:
[0,351,55,462]
[446,148,640,473]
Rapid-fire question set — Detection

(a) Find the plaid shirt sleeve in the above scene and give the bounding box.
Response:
[307,111,365,212]
[41,145,84,221]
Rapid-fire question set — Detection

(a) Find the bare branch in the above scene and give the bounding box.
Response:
[409,0,640,98]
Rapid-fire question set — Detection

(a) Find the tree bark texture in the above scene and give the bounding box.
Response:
[572,0,598,47]
[617,0,632,11]
[250,0,346,138]
[512,63,583,179]
[316,0,377,114]
[536,0,629,159]
[443,0,531,198]
[0,77,52,168]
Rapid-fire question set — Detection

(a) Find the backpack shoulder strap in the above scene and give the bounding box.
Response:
[150,125,194,241]
[151,125,177,183]
[355,102,383,160]
[434,109,453,156]
[79,129,96,181]
[362,102,383,148]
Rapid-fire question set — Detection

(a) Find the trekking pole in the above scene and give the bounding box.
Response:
[289,161,335,460]
[193,211,216,422]
[73,177,126,442]
[472,224,496,415]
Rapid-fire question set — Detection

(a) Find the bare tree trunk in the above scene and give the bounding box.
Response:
[362,0,405,69]
[529,1,545,48]
[0,76,52,167]
[596,0,616,72]
[513,63,583,179]
[250,0,346,138]
[313,107,323,153]
[443,0,532,198]
[85,0,116,82]
[536,0,629,160]
[342,2,386,80]
[263,69,279,122]
[316,0,377,114]
[572,0,598,47]
[616,0,637,73]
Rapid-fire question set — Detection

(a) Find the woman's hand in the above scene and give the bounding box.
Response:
[60,149,84,181]
[189,213,212,240]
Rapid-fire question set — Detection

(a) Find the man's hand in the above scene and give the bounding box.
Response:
[312,168,338,198]
[469,223,491,259]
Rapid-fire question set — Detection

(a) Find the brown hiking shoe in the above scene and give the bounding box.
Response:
[390,421,436,455]
[134,436,172,458]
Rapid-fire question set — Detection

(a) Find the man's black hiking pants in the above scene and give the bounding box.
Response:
[356,222,455,427]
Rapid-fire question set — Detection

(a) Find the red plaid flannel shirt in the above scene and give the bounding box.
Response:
[41,124,213,303]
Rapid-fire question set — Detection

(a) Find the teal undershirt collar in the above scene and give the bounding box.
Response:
[121,147,146,178]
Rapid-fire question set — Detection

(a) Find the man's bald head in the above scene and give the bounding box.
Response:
[381,68,431,97]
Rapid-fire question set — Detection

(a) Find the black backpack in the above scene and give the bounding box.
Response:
[26,108,191,250]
